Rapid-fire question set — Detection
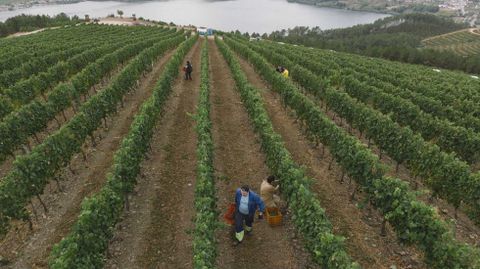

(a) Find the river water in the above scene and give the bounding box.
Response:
[0,0,389,33]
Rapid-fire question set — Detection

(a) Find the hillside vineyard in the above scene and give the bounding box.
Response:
[0,25,479,269]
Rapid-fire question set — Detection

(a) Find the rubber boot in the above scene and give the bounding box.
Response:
[245,225,252,236]
[234,230,244,246]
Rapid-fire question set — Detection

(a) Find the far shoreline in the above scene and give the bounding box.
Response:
[0,0,394,17]
[0,0,391,33]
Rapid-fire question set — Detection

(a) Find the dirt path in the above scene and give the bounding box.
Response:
[234,55,427,269]
[209,40,318,269]
[469,28,480,36]
[422,28,478,42]
[6,27,60,38]
[96,17,156,26]
[0,49,176,269]
[104,40,201,269]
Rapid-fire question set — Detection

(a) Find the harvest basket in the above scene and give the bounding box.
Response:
[265,207,282,227]
[224,203,235,225]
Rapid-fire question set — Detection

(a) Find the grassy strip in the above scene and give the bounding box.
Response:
[224,36,480,269]
[192,39,218,268]
[49,35,198,269]
[216,36,359,269]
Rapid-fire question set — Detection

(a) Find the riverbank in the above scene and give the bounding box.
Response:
[287,0,479,25]
[287,0,398,15]
[0,0,389,33]
[0,0,81,12]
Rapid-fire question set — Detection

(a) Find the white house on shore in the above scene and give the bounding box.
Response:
[197,26,213,36]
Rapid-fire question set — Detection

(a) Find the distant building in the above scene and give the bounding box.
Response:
[197,27,214,36]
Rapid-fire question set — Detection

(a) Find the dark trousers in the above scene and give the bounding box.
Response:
[234,211,254,233]
[185,71,192,80]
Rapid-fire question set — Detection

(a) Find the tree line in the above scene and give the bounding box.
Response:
[0,13,81,37]
[258,14,480,74]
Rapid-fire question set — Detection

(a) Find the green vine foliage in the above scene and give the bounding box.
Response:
[240,37,480,222]
[216,36,359,269]
[0,28,163,118]
[0,25,123,90]
[260,41,480,164]
[277,42,480,134]
[0,30,186,237]
[49,34,198,269]
[192,39,219,269]
[0,29,178,163]
[224,36,480,269]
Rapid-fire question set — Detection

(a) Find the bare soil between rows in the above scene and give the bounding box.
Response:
[3,36,477,269]
[209,39,319,269]
[234,52,428,269]
[0,55,131,181]
[105,39,201,269]
[316,87,480,247]
[289,69,480,247]
[0,48,176,269]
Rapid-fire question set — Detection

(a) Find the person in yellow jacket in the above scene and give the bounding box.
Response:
[276,66,289,78]
[260,175,281,208]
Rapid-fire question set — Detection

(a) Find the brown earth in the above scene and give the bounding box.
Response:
[97,17,155,26]
[209,39,319,269]
[0,56,132,180]
[237,39,480,248]
[0,49,176,269]
[294,81,480,247]
[2,34,477,269]
[104,39,201,269]
[317,89,480,247]
[233,52,427,269]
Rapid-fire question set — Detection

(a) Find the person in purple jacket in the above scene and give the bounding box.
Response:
[234,185,266,245]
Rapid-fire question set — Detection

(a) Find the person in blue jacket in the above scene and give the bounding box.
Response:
[234,185,266,245]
